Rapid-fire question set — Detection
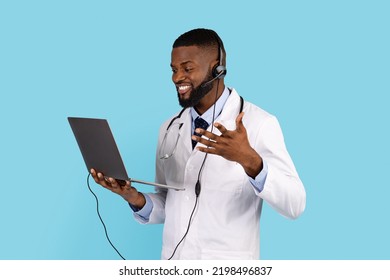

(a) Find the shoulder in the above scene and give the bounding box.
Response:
[242,101,280,140]
[233,93,284,145]
[243,100,274,120]
[231,88,276,126]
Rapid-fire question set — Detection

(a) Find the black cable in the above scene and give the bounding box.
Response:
[168,79,221,259]
[86,173,126,260]
[167,196,199,260]
[194,78,220,194]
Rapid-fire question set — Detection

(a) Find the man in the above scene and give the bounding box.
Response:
[91,28,306,260]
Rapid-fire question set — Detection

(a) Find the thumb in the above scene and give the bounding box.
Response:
[236,112,245,132]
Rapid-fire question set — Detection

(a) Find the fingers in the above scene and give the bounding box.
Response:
[90,168,131,192]
[196,145,218,155]
[192,124,224,149]
[90,169,139,205]
[91,169,108,187]
[213,122,228,135]
[192,134,218,148]
[196,118,241,139]
[108,177,120,189]
[195,129,218,140]
[193,122,226,140]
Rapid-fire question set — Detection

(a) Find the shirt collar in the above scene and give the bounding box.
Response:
[190,87,230,126]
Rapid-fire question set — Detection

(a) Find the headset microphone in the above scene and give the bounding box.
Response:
[200,71,224,88]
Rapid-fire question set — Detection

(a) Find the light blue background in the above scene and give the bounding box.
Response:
[1,0,389,260]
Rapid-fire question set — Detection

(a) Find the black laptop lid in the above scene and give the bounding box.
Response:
[68,117,129,181]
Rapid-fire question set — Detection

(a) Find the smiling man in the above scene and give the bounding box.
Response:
[91,28,306,260]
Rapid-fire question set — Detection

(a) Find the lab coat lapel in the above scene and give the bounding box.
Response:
[215,88,241,131]
[178,109,193,156]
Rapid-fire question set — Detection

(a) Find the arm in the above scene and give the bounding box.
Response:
[192,113,306,219]
[253,116,306,219]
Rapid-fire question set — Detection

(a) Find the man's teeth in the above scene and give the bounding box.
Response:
[179,85,190,91]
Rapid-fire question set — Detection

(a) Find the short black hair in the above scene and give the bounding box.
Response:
[173,28,226,65]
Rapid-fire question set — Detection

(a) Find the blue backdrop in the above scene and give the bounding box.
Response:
[1,0,389,260]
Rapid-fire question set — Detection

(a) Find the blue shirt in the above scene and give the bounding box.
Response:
[131,87,268,220]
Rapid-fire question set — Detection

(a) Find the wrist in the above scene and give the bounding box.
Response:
[239,148,263,179]
[128,192,146,209]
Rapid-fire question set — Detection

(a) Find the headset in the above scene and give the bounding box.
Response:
[201,33,227,88]
[213,33,227,79]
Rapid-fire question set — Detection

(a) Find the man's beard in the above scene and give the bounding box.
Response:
[177,73,214,108]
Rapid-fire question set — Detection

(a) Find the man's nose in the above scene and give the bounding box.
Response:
[172,70,186,84]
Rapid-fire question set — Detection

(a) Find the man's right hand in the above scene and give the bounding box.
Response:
[90,168,146,209]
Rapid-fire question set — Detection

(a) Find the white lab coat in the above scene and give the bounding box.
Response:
[135,88,306,259]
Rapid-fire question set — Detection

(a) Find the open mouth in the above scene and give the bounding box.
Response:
[177,85,192,95]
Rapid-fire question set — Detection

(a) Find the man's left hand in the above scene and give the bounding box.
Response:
[192,112,263,178]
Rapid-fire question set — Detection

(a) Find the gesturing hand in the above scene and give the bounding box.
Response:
[191,112,263,178]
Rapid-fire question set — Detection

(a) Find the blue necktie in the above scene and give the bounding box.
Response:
[192,117,209,149]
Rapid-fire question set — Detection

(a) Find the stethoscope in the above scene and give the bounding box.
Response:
[159,93,244,160]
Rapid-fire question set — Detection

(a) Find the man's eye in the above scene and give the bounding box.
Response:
[171,69,177,73]
[185,68,193,72]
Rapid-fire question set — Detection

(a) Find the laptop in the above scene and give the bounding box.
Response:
[68,117,184,191]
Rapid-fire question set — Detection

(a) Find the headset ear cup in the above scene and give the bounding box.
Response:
[213,65,227,79]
